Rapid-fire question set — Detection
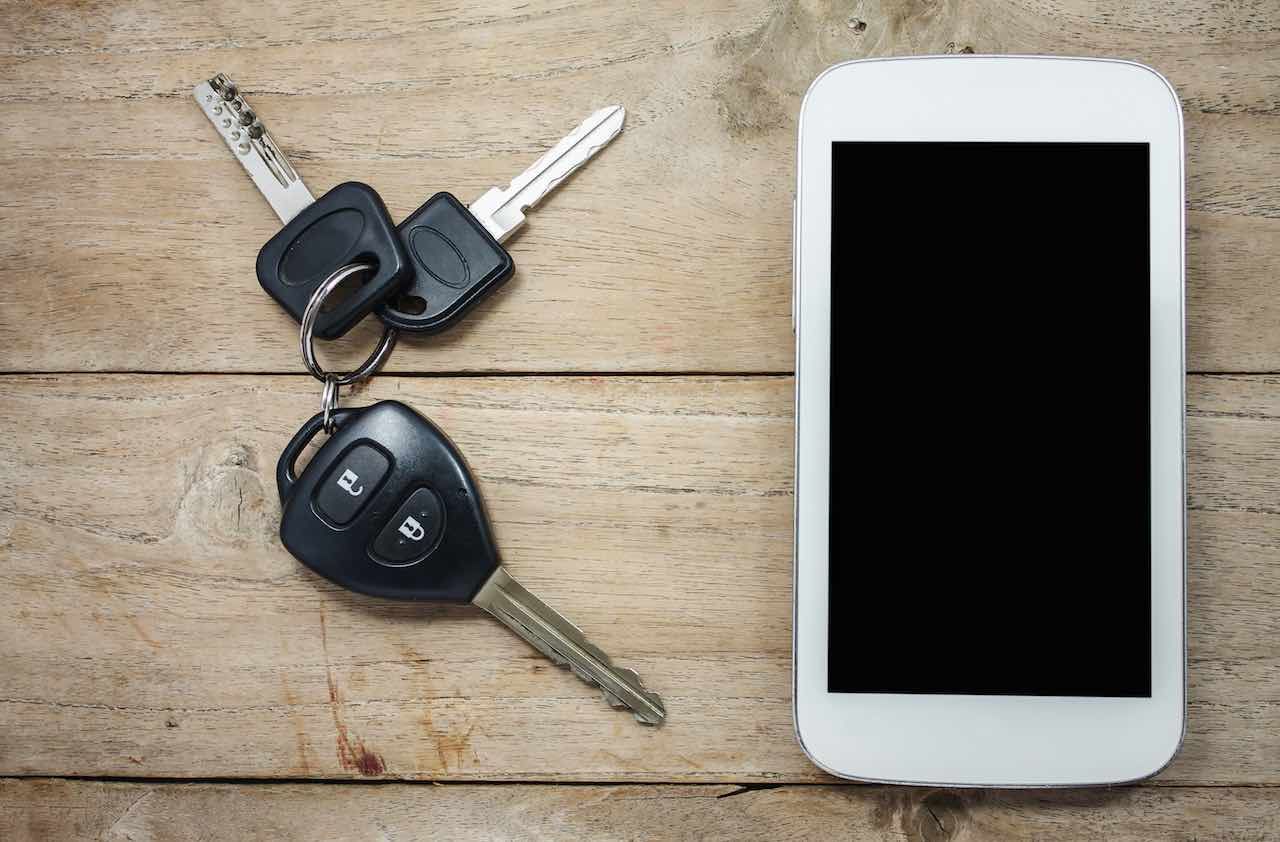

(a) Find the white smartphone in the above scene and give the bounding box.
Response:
[792,56,1185,787]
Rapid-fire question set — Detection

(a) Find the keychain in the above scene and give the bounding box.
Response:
[286,265,665,725]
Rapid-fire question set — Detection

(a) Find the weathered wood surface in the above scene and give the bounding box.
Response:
[3,779,1279,842]
[0,375,797,781]
[3,0,1280,831]
[0,373,1276,784]
[1,0,1278,373]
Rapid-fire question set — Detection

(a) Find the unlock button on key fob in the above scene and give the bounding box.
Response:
[315,444,389,525]
[373,488,444,565]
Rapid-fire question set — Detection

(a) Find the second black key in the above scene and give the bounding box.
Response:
[377,104,626,333]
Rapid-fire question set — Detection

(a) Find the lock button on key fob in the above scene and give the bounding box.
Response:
[372,487,445,564]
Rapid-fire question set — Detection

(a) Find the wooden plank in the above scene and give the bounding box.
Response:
[0,1,793,375]
[1,0,1276,111]
[0,374,798,781]
[1188,212,1280,372]
[1,374,1278,783]
[2,779,1279,842]
[1,0,1277,373]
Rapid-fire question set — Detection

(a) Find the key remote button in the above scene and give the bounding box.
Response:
[314,443,390,525]
[372,487,445,565]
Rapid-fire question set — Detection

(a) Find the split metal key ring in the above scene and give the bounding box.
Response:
[319,374,340,434]
[300,262,399,431]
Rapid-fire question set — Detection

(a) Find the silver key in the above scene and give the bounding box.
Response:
[469,105,625,243]
[472,567,666,725]
[194,72,623,241]
[192,73,314,224]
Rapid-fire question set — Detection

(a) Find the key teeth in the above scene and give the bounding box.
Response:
[209,73,235,97]
[528,637,567,667]
[468,104,626,243]
[542,650,664,723]
[633,692,667,725]
[612,667,666,725]
[534,633,664,722]
[477,570,665,726]
[193,72,309,217]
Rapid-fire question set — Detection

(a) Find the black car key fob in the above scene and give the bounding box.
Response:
[275,399,669,725]
[377,192,515,333]
[276,400,499,601]
[257,182,412,340]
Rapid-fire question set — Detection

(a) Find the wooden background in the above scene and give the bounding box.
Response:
[1,0,1278,838]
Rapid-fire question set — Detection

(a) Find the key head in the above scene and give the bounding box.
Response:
[257,182,411,339]
[276,400,500,602]
[378,192,515,333]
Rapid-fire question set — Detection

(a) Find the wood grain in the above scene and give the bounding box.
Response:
[0,374,797,781]
[3,779,1279,842]
[1,0,1277,372]
[0,373,1276,784]
[2,0,1279,829]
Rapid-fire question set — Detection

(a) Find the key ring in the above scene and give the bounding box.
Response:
[320,373,340,433]
[299,261,398,387]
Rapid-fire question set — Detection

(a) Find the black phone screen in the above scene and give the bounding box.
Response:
[827,142,1151,697]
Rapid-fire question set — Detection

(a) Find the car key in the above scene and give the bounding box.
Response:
[194,74,411,340]
[194,73,625,338]
[276,400,666,725]
[378,105,624,333]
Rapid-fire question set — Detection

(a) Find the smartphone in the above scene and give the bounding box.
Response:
[792,56,1186,786]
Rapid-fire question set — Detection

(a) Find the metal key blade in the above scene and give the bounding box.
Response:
[193,73,314,225]
[469,105,625,243]
[472,566,666,725]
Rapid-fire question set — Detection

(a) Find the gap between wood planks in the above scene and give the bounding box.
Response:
[3,775,1278,790]
[0,370,798,378]
[1,371,1269,377]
